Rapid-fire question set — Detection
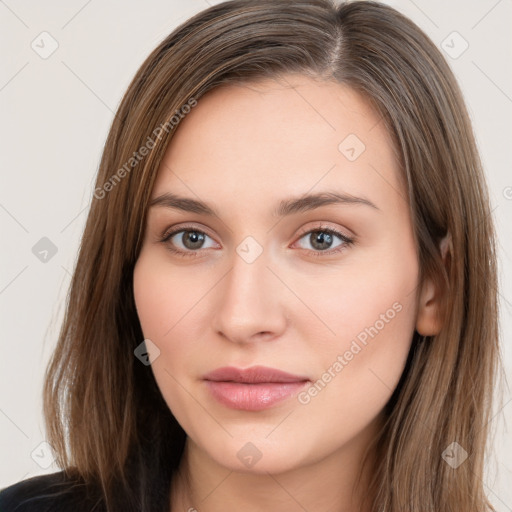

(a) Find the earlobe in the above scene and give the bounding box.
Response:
[415,232,451,336]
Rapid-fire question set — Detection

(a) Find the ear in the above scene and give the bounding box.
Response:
[415,233,451,336]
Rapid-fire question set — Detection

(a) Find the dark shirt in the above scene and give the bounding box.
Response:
[0,471,104,512]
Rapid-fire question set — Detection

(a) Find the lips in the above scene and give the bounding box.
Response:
[203,365,309,383]
[203,365,310,411]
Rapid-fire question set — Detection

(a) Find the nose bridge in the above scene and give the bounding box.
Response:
[212,242,286,342]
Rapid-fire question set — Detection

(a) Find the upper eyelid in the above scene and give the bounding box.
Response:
[161,223,216,242]
[295,223,352,238]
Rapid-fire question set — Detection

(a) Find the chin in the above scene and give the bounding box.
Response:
[192,431,318,475]
[218,448,304,475]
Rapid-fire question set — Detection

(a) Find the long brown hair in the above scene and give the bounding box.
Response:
[42,1,500,510]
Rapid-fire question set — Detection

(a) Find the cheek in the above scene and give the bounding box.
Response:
[299,309,414,448]
[290,243,418,346]
[294,244,419,429]
[133,250,215,386]
[133,253,192,386]
[133,250,208,343]
[133,253,203,419]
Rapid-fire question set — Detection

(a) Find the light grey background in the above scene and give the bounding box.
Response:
[1,0,511,509]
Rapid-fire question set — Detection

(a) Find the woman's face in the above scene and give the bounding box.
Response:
[133,74,423,474]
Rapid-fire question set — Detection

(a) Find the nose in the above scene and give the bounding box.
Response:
[211,248,288,345]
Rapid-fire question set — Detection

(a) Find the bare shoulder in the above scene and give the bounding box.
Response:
[0,470,104,512]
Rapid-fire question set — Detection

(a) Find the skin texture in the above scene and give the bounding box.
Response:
[133,74,442,512]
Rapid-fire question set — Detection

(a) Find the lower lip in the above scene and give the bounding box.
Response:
[204,381,309,411]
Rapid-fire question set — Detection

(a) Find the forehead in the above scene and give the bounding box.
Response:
[151,74,404,214]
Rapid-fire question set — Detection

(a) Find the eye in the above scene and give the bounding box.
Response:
[160,225,217,257]
[293,225,354,256]
[159,223,354,258]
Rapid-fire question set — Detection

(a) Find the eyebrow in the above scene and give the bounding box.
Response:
[149,190,379,217]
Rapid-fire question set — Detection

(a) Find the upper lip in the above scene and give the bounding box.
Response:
[203,365,310,384]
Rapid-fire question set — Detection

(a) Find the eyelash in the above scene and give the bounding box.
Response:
[159,223,355,258]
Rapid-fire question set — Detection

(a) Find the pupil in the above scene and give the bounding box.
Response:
[184,231,204,249]
[312,231,332,250]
